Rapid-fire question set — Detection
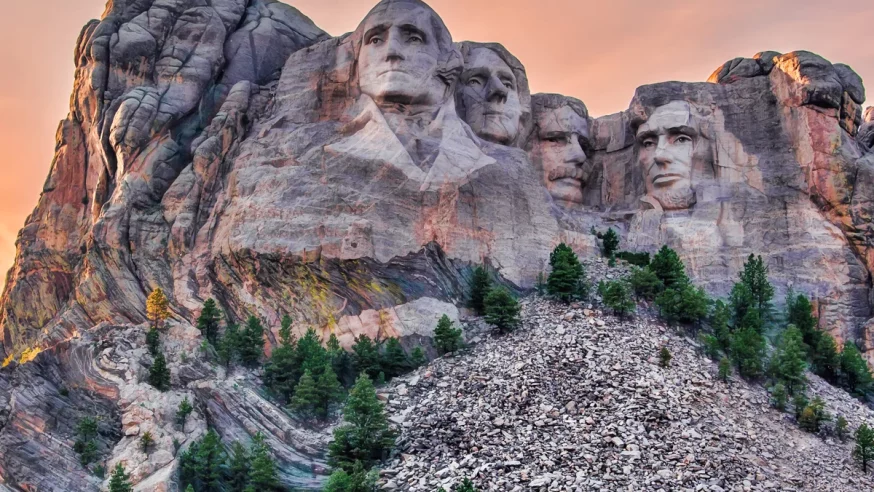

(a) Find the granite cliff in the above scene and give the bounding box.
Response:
[0,0,873,490]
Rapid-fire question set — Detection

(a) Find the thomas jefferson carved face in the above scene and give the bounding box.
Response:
[459,48,523,145]
[357,2,448,107]
[636,101,705,210]
[528,96,591,205]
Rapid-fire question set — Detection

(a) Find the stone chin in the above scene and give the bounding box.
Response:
[650,184,696,211]
[547,178,584,205]
[475,114,516,144]
[361,71,440,105]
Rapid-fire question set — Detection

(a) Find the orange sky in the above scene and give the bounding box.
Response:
[0,0,872,286]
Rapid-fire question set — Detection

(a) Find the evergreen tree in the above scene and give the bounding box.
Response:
[602,228,620,258]
[74,417,99,466]
[217,323,240,369]
[730,326,766,379]
[655,283,709,326]
[433,315,463,354]
[146,327,160,356]
[226,441,250,492]
[457,478,478,492]
[410,347,427,368]
[469,266,491,315]
[290,369,320,420]
[328,375,396,473]
[836,416,849,442]
[316,364,345,419]
[793,393,809,421]
[718,357,731,382]
[177,396,194,428]
[812,332,840,382]
[483,287,521,334]
[601,280,635,317]
[197,298,222,345]
[296,328,329,377]
[248,433,280,490]
[729,282,757,328]
[108,463,133,492]
[628,267,663,301]
[140,431,154,453]
[352,334,382,379]
[185,486,194,492]
[146,288,170,330]
[327,333,355,387]
[263,326,300,401]
[149,352,171,391]
[798,396,830,433]
[711,300,732,352]
[738,254,774,319]
[854,424,874,473]
[770,383,787,411]
[324,461,378,492]
[179,429,226,491]
[769,325,807,395]
[381,337,410,377]
[547,244,588,303]
[649,245,688,289]
[659,346,672,368]
[840,342,873,396]
[787,293,818,348]
[238,316,265,367]
[700,334,721,360]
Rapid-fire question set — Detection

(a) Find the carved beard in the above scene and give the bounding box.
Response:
[654,185,696,211]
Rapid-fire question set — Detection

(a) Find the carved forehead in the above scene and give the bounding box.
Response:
[637,101,696,136]
[537,106,589,136]
[360,0,451,46]
[465,48,514,77]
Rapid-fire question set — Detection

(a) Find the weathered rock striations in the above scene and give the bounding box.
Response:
[1,0,874,490]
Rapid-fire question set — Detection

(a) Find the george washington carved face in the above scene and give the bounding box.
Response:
[635,101,713,210]
[459,47,523,145]
[357,1,453,107]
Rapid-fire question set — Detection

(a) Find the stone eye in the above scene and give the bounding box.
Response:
[408,34,424,43]
[676,135,692,144]
[503,80,514,90]
[368,36,383,45]
[468,77,483,87]
[642,139,656,148]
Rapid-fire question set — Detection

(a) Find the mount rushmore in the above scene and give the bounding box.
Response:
[0,0,873,489]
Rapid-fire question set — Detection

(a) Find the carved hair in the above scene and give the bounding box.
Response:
[524,93,592,151]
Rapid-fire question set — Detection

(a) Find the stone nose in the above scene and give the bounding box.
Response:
[486,75,508,104]
[653,137,672,166]
[385,33,405,61]
[565,135,588,165]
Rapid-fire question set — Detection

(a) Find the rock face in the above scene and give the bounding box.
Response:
[2,0,874,489]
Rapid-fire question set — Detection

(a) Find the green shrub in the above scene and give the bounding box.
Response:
[628,267,662,301]
[484,287,521,334]
[649,245,688,289]
[616,251,650,267]
[602,228,619,257]
[469,266,491,315]
[547,244,587,303]
[433,315,463,354]
[600,280,635,317]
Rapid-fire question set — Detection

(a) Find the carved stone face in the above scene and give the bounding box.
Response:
[530,105,591,205]
[636,101,700,210]
[459,48,523,145]
[357,3,447,107]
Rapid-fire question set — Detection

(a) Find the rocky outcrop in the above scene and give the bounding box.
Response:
[2,0,874,489]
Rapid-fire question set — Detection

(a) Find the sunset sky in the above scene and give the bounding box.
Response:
[0,0,872,286]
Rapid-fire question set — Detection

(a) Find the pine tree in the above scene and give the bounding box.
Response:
[602,228,620,258]
[711,300,732,351]
[484,287,521,334]
[296,328,329,377]
[840,341,873,396]
[728,282,757,328]
[263,324,300,402]
[787,293,817,347]
[547,244,586,303]
[469,266,491,315]
[197,298,222,345]
[738,254,774,320]
[410,347,427,368]
[217,323,240,369]
[381,337,410,377]
[146,327,160,356]
[316,364,345,419]
[146,288,170,330]
[177,396,194,428]
[812,332,840,382]
[226,441,250,492]
[855,424,874,473]
[628,267,663,301]
[655,283,709,326]
[769,325,807,395]
[352,334,382,379]
[718,357,731,382]
[327,333,355,387]
[770,382,787,411]
[659,346,672,368]
[140,431,154,453]
[149,352,171,391]
[324,461,379,492]
[798,396,830,433]
[601,280,635,317]
[836,415,849,442]
[185,485,194,492]
[74,417,99,466]
[238,316,265,367]
[649,245,688,289]
[290,369,320,420]
[179,429,225,491]
[792,393,809,421]
[700,334,721,360]
[433,315,463,354]
[248,432,280,489]
[108,463,133,492]
[328,374,397,473]
[457,478,478,492]
[730,326,766,379]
